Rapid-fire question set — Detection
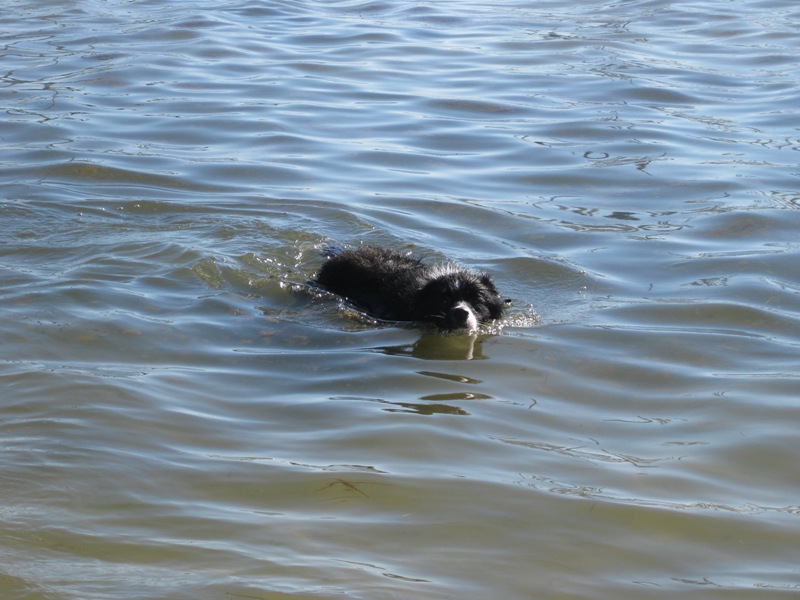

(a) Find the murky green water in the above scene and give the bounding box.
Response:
[2,1,799,598]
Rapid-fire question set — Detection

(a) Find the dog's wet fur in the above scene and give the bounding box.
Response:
[315,246,505,331]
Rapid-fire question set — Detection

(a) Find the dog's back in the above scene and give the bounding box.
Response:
[316,247,425,320]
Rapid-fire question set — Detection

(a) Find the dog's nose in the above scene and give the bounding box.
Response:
[445,307,474,331]
[451,306,470,325]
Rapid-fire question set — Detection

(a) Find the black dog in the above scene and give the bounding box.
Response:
[315,246,505,331]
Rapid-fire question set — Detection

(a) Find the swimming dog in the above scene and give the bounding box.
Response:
[315,246,505,331]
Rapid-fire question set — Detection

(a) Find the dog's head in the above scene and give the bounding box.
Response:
[414,271,504,331]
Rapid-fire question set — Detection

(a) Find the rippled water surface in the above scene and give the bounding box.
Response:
[3,1,800,598]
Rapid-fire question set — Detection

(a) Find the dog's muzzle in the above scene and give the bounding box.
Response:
[445,302,479,331]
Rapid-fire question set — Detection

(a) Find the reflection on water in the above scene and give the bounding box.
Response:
[379,333,488,361]
[2,0,800,598]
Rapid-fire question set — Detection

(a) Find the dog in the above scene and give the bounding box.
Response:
[315,246,505,331]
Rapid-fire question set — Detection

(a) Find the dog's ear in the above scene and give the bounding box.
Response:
[477,274,506,320]
[479,273,499,293]
[489,300,505,319]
